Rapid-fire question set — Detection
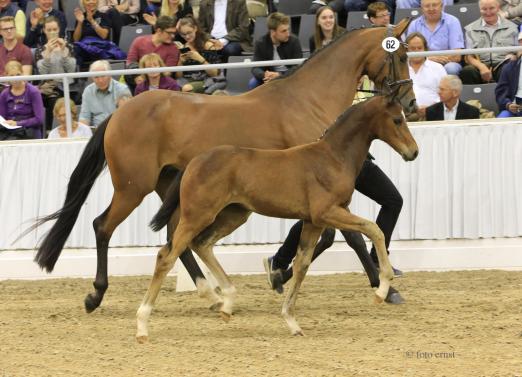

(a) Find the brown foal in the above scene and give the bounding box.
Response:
[136,94,419,341]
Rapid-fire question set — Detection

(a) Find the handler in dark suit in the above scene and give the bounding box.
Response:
[426,75,480,121]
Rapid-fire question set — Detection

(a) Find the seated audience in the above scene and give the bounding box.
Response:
[498,0,522,26]
[73,0,126,67]
[249,12,302,90]
[176,16,222,93]
[309,5,344,53]
[495,37,522,118]
[345,0,395,21]
[143,0,192,27]
[0,16,32,76]
[48,98,93,139]
[406,0,464,75]
[24,0,67,48]
[309,0,347,28]
[426,75,480,120]
[396,0,452,8]
[198,0,252,58]
[367,2,391,26]
[35,16,77,130]
[0,0,26,38]
[461,0,518,84]
[79,60,131,128]
[97,0,141,44]
[0,61,44,140]
[126,15,179,91]
[407,32,447,118]
[134,52,179,95]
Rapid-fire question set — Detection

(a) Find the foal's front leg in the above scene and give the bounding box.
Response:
[282,221,323,336]
[320,207,393,301]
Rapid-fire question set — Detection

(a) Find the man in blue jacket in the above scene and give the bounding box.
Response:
[496,32,522,117]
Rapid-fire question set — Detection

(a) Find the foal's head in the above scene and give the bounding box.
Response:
[366,95,419,162]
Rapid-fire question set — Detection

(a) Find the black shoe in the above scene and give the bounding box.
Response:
[262,257,284,294]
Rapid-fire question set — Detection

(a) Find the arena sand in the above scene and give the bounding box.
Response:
[1,270,521,377]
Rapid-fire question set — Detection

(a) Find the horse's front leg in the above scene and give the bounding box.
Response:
[321,207,393,302]
[282,221,323,336]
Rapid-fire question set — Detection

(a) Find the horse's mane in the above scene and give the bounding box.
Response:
[281,25,384,80]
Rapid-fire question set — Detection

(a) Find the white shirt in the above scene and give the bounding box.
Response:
[48,123,93,139]
[409,59,447,107]
[443,100,459,121]
[211,0,228,45]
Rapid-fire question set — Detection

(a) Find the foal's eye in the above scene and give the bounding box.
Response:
[393,118,402,126]
[399,54,407,63]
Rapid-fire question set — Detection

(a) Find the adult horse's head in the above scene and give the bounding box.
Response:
[367,94,419,162]
[363,19,417,116]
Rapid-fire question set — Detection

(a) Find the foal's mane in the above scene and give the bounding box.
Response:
[281,25,380,80]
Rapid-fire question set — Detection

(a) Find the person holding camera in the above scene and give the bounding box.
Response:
[24,0,67,48]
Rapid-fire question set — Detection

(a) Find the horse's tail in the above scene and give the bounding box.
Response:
[150,170,184,232]
[32,115,111,272]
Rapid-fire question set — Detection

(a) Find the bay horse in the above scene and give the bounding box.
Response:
[31,20,416,313]
[136,94,419,342]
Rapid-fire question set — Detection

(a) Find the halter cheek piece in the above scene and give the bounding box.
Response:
[358,24,413,101]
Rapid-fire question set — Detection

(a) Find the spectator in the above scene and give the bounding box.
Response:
[495,33,522,117]
[249,12,302,90]
[426,75,480,120]
[499,0,522,26]
[0,16,32,76]
[126,15,179,91]
[406,0,464,75]
[116,93,132,107]
[407,32,447,118]
[345,0,395,22]
[198,0,252,58]
[461,0,518,84]
[0,0,26,39]
[176,16,221,93]
[0,61,44,140]
[48,98,93,139]
[24,0,67,48]
[309,0,347,28]
[367,2,391,26]
[97,0,141,44]
[143,0,192,27]
[396,0,452,8]
[35,16,77,130]
[309,6,345,53]
[134,52,179,95]
[79,60,131,128]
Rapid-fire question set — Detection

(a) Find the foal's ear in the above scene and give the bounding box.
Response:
[393,18,412,39]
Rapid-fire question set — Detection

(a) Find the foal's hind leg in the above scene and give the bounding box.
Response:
[86,189,144,313]
[282,222,323,336]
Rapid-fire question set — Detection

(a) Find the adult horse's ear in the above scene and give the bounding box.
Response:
[393,18,412,38]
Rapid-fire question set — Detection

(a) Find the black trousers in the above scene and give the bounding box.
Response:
[272,158,403,270]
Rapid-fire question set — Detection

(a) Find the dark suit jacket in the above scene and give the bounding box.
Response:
[198,0,252,52]
[252,34,302,81]
[425,101,480,121]
[495,58,521,111]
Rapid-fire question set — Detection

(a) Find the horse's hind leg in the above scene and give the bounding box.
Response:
[85,189,144,313]
[282,222,323,336]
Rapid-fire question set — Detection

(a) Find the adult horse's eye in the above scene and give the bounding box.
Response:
[393,117,402,126]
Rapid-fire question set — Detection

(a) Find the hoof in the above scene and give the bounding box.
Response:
[136,335,149,344]
[374,293,384,304]
[209,301,224,312]
[385,291,405,305]
[292,330,304,336]
[220,311,232,322]
[214,286,223,295]
[84,294,99,313]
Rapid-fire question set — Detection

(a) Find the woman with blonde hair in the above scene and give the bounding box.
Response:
[310,6,345,53]
[48,98,93,139]
[134,53,180,96]
[143,0,193,27]
[0,61,45,140]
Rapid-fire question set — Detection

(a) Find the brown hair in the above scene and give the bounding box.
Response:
[367,2,389,19]
[314,6,343,52]
[405,32,429,50]
[53,98,78,119]
[177,16,210,52]
[267,12,290,31]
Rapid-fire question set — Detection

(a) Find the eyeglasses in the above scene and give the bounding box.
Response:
[0,26,16,32]
[164,30,177,36]
[179,30,195,37]
[375,13,391,18]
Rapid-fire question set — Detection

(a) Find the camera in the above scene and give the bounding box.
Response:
[179,47,191,54]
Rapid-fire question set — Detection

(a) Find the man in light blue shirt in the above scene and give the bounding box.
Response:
[79,60,131,128]
[406,0,464,75]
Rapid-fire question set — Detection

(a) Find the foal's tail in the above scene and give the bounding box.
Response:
[150,170,184,232]
[31,115,111,272]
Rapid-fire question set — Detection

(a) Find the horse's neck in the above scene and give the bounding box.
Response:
[323,111,373,169]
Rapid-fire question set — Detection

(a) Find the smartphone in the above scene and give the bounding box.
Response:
[48,31,59,40]
[179,47,191,54]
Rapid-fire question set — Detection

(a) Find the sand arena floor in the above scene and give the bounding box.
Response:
[1,270,521,377]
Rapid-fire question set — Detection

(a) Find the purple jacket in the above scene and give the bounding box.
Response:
[134,76,180,96]
[0,83,45,139]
